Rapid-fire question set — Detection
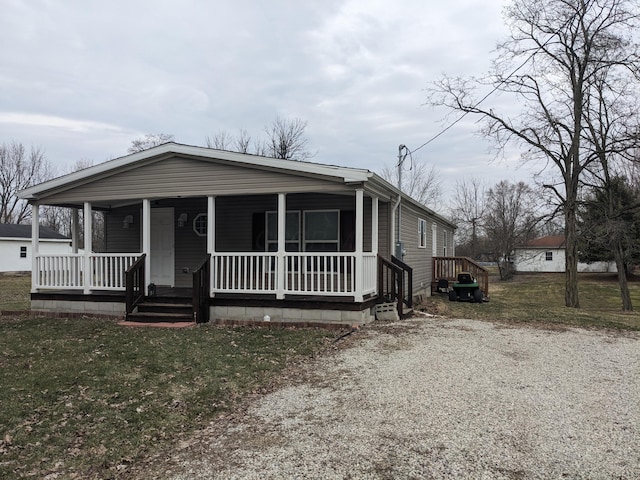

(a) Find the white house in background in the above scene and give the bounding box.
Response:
[513,235,617,273]
[0,224,72,273]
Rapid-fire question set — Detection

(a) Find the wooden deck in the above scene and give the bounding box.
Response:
[432,256,489,296]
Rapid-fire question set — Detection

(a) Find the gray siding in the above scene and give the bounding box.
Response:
[398,204,431,294]
[41,156,352,205]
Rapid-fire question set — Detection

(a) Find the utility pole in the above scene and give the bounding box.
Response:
[396,144,409,258]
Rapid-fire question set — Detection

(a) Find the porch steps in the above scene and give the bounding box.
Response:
[127,299,194,323]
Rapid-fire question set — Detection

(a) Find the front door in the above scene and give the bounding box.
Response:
[150,207,174,286]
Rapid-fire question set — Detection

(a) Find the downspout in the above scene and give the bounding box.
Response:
[391,194,401,256]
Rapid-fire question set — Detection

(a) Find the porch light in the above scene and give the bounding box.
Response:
[177,212,188,227]
[123,215,134,228]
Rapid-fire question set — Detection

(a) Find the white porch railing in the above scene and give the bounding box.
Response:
[89,254,141,290]
[211,253,278,293]
[34,252,379,298]
[35,253,141,291]
[36,254,85,289]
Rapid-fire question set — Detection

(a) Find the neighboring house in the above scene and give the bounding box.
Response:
[0,224,72,273]
[18,143,456,324]
[513,235,617,273]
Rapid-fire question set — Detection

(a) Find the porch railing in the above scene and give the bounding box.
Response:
[432,256,489,295]
[211,253,278,293]
[378,255,413,318]
[90,254,141,290]
[35,253,142,291]
[125,254,146,315]
[193,254,211,324]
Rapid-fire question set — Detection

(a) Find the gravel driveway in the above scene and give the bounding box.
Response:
[155,317,639,479]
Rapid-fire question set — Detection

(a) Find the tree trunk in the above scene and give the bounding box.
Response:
[613,241,633,311]
[564,205,580,308]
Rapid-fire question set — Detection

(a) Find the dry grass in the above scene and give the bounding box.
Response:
[422,272,640,330]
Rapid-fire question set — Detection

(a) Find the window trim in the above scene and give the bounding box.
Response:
[418,218,427,249]
[193,213,207,237]
[431,223,438,256]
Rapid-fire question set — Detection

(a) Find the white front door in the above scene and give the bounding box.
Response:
[150,207,174,286]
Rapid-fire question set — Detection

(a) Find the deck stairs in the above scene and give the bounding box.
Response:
[126,296,194,323]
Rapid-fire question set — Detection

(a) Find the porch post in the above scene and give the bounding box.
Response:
[355,189,364,302]
[71,208,79,253]
[371,196,379,255]
[276,193,286,299]
[31,203,39,293]
[142,199,151,295]
[83,202,92,294]
[207,196,215,297]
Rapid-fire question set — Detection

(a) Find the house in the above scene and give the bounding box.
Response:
[0,224,72,273]
[513,235,617,273]
[18,143,458,325]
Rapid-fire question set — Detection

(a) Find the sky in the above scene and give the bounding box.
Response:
[0,0,539,202]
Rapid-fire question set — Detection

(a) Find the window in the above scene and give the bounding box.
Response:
[266,211,300,251]
[20,246,27,258]
[545,251,553,261]
[304,210,339,251]
[193,213,207,237]
[418,219,427,248]
[432,223,437,256]
[443,230,448,256]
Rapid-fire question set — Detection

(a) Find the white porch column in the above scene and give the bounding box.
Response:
[142,199,151,295]
[71,208,79,253]
[354,189,364,302]
[371,196,379,255]
[83,202,92,294]
[31,204,39,293]
[276,193,286,299]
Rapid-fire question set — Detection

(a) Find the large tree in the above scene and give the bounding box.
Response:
[449,177,487,259]
[429,0,640,307]
[0,141,53,224]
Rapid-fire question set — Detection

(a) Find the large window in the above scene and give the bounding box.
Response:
[264,209,341,252]
[266,211,300,251]
[418,219,427,248]
[304,210,339,251]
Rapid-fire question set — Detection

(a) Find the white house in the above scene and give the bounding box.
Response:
[0,224,72,273]
[513,235,617,273]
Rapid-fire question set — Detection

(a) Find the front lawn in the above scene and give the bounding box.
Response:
[0,315,332,478]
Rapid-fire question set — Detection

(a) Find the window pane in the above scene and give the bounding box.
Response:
[267,212,299,242]
[305,211,338,241]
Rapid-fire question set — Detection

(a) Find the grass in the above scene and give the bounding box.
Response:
[426,272,640,330]
[2,272,639,478]
[0,273,31,310]
[0,298,333,478]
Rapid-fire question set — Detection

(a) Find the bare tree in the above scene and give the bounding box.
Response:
[380,161,442,206]
[484,180,541,279]
[0,141,54,224]
[428,0,640,307]
[205,130,234,150]
[449,177,487,259]
[264,116,313,161]
[128,133,175,153]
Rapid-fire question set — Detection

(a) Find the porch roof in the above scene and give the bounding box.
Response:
[18,142,456,229]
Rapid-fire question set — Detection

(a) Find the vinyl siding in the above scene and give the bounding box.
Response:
[40,156,352,205]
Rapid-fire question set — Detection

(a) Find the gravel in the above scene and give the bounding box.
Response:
[162,317,639,479]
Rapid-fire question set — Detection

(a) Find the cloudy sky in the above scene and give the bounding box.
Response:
[1,0,536,201]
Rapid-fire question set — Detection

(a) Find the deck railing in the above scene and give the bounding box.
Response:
[35,253,142,291]
[432,256,489,295]
[125,254,146,314]
[34,251,379,299]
